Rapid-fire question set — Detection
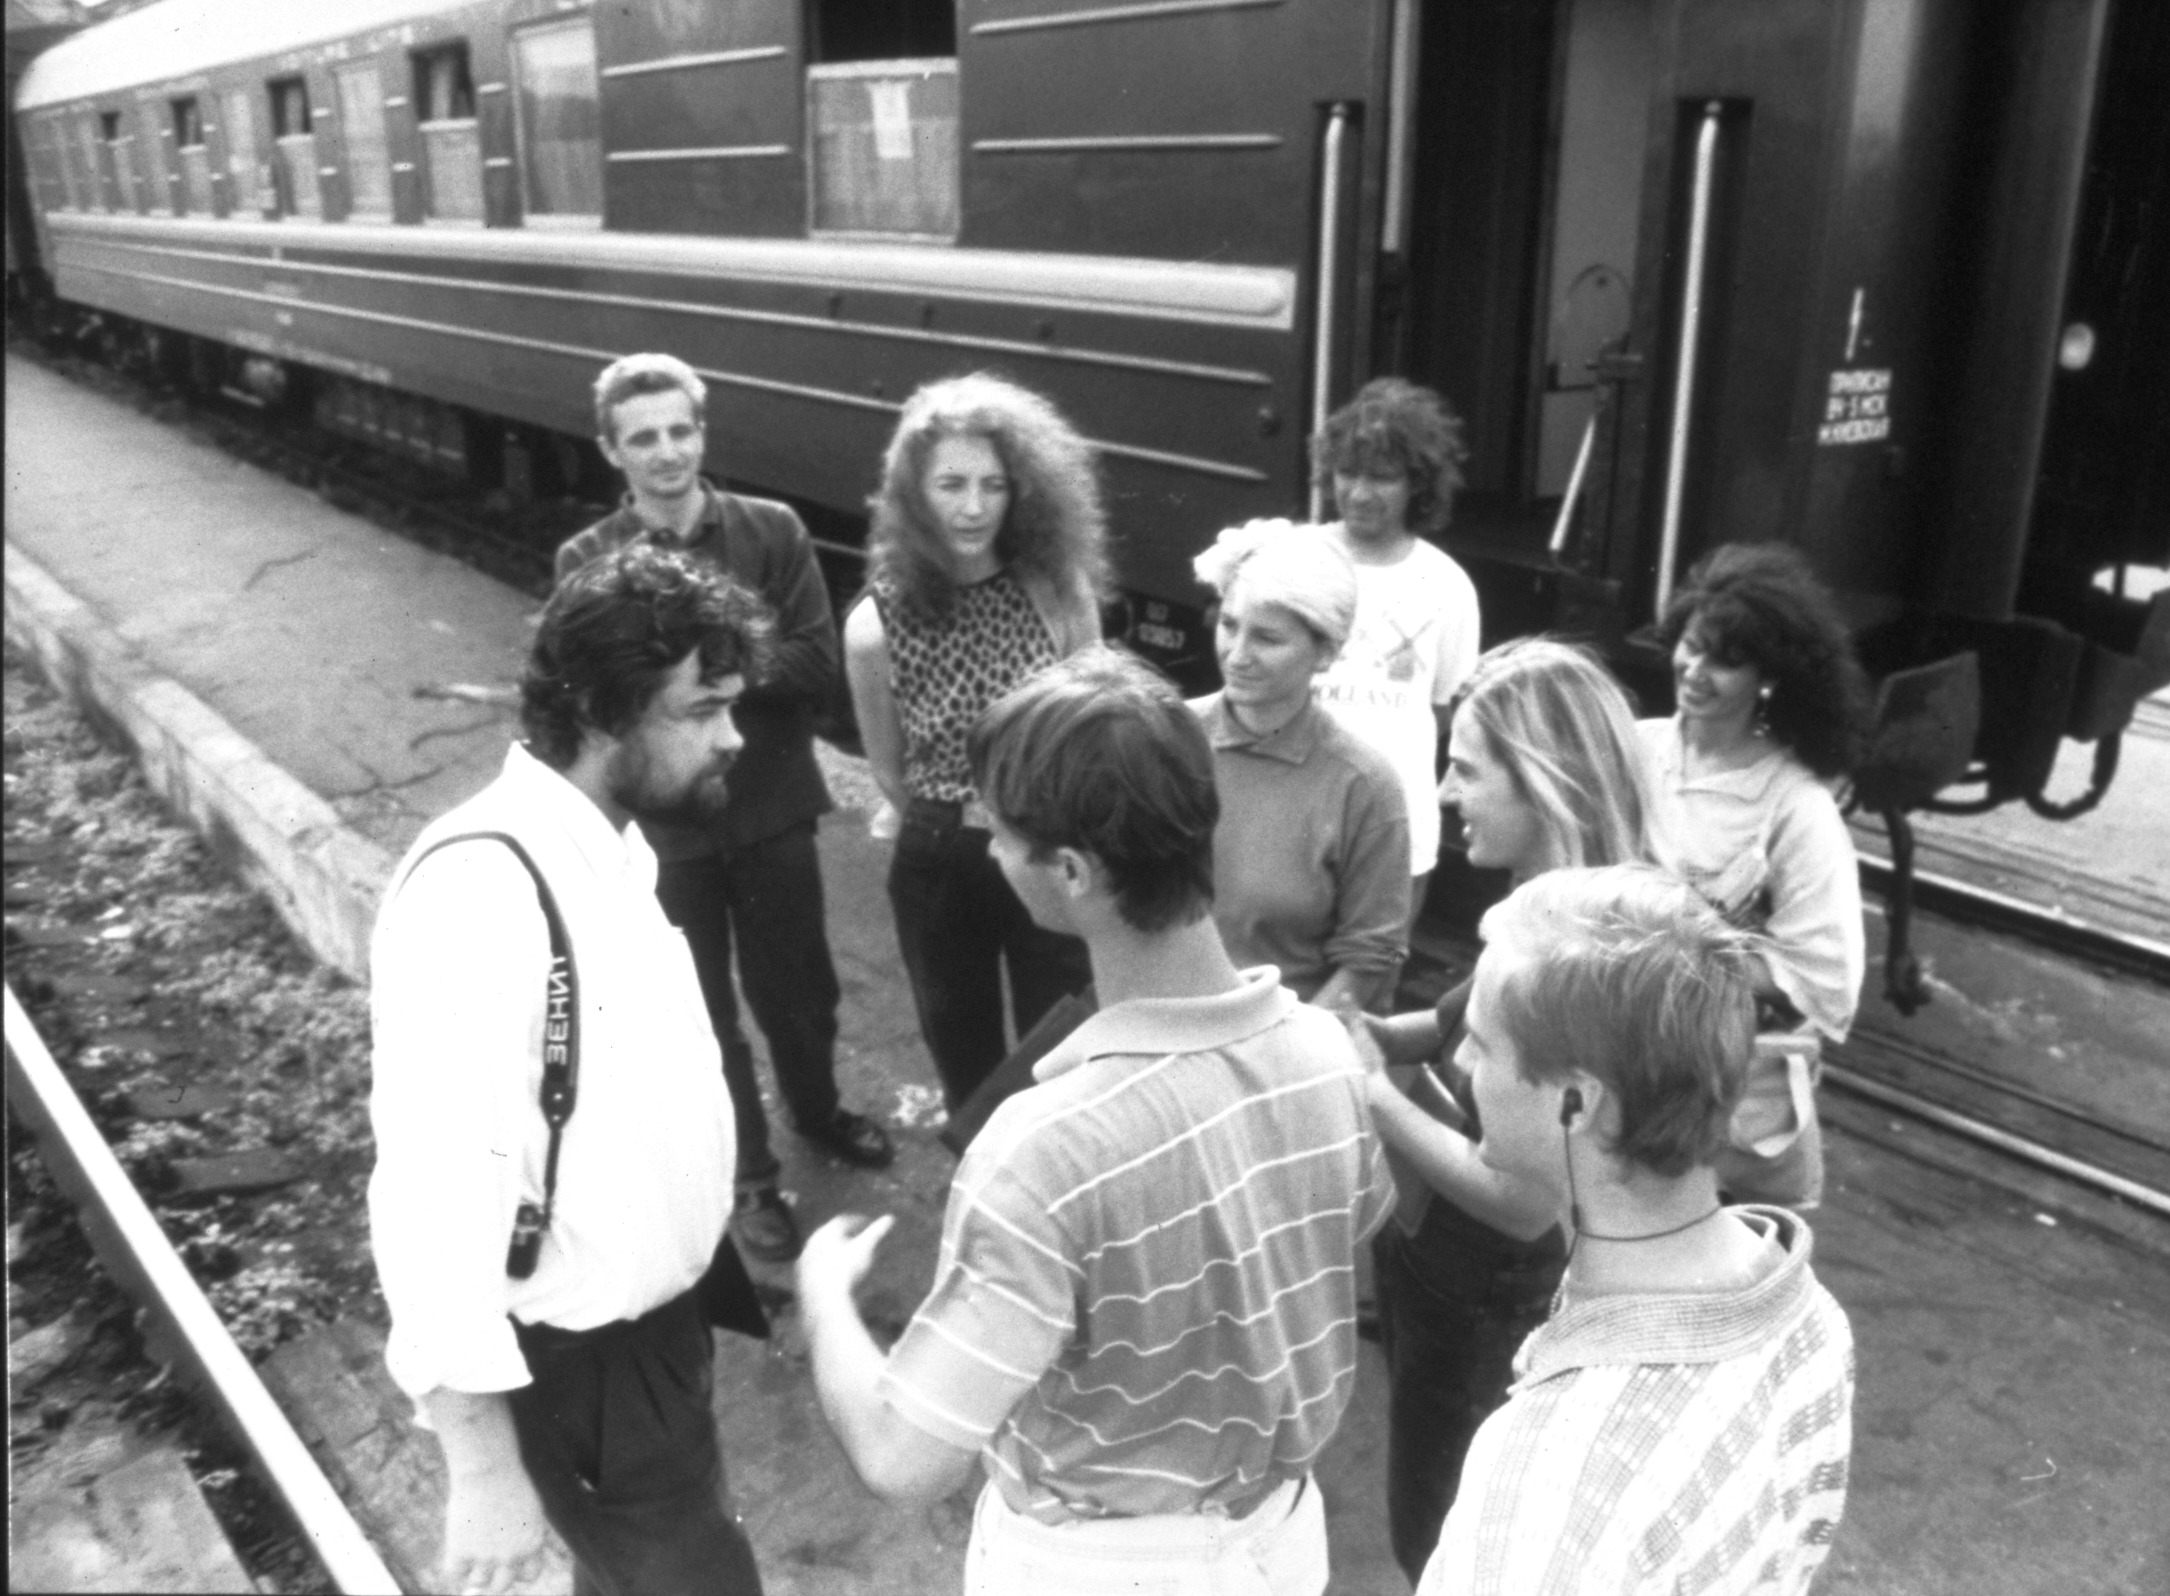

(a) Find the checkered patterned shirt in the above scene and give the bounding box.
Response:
[879,968,1396,1522]
[1419,1207,1854,1596]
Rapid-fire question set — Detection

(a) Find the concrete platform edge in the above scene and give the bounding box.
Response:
[5,542,394,984]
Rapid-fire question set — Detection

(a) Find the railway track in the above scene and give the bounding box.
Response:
[1827,1022,2170,1223]
[1856,856,2170,988]
[1406,871,2170,1233]
[4,983,401,1593]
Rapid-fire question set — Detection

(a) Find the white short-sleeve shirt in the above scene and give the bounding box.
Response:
[1315,536,1482,873]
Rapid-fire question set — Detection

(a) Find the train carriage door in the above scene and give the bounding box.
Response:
[1591,0,1977,628]
[1388,0,1656,639]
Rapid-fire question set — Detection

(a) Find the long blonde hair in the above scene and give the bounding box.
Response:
[1452,638,1656,873]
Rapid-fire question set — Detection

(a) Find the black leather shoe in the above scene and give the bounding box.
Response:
[731,1185,801,1264]
[801,1108,896,1170]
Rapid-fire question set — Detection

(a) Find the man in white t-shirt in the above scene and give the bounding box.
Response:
[1310,379,1483,912]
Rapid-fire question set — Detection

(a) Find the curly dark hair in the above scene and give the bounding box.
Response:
[1309,377,1469,536]
[521,544,775,769]
[1660,542,1870,779]
[866,372,1110,623]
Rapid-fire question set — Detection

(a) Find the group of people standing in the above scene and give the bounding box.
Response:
[367,352,1869,1596]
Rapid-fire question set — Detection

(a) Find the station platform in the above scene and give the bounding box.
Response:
[8,350,2169,1595]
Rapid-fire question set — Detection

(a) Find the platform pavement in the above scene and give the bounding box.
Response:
[11,352,2170,1595]
[3,351,1406,1594]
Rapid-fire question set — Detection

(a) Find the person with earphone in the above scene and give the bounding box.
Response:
[1411,865,1857,1596]
[1350,638,1654,1583]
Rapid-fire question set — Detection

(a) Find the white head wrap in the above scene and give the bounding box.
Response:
[1191,519,1359,655]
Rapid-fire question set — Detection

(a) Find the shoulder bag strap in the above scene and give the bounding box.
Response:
[398,831,577,1278]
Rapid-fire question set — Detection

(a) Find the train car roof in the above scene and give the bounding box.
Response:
[15,0,471,110]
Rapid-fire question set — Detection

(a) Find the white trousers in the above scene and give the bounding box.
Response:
[963,1475,1328,1596]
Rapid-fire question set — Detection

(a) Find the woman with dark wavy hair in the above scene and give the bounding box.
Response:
[1641,540,1871,1207]
[844,373,1106,1110]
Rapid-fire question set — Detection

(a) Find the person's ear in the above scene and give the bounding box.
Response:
[1054,846,1095,898]
[1557,1074,1606,1137]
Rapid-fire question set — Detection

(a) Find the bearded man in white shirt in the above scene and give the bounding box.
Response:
[369,544,775,1596]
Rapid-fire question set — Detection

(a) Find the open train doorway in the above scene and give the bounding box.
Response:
[1383,0,1654,621]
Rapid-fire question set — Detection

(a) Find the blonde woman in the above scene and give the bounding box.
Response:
[1354,637,1658,1582]
[1189,520,1410,1019]
[844,374,1107,1111]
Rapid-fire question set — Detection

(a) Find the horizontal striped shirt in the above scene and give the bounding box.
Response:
[880,967,1396,1523]
[1419,1207,1855,1596]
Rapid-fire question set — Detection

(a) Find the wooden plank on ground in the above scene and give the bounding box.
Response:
[8,1440,259,1594]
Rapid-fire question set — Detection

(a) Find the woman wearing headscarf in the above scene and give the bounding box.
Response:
[1189,519,1411,1018]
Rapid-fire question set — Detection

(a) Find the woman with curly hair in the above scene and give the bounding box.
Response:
[844,373,1106,1110]
[1641,540,1871,1206]
[1309,378,1484,912]
[1353,638,1655,1583]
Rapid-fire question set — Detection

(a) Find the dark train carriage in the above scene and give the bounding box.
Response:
[13,0,2170,830]
[11,0,1374,625]
[1376,0,2169,806]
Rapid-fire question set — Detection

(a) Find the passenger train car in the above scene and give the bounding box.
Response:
[11,0,2169,882]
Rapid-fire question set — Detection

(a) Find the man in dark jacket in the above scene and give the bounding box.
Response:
[557,353,892,1261]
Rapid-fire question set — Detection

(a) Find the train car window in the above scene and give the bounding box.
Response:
[414,44,477,122]
[334,63,395,222]
[806,0,955,62]
[806,60,958,240]
[511,18,602,227]
[99,110,140,212]
[413,43,482,223]
[43,112,81,210]
[223,89,263,216]
[172,98,212,215]
[269,77,322,219]
[803,0,957,240]
[73,113,106,211]
[28,112,69,212]
[136,100,171,213]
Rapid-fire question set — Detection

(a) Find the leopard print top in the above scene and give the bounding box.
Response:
[873,571,1059,804]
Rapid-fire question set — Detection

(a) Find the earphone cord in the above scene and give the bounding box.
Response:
[1563,1121,1722,1251]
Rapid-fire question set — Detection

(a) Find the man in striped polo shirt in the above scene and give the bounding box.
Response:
[799,646,1396,1594]
[1416,865,1855,1596]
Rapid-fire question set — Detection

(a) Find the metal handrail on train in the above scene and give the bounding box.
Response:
[1308,102,1351,524]
[3,983,402,1596]
[1654,101,1724,622]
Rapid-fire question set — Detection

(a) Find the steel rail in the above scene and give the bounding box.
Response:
[1858,855,2170,986]
[3,984,403,1595]
[1846,1021,2170,1158]
[1823,1058,2170,1220]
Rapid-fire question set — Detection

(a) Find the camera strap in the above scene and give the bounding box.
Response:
[399,831,577,1277]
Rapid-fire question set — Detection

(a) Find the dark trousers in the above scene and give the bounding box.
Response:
[508,1292,762,1596]
[1373,1208,1564,1585]
[886,808,1091,1110]
[654,823,841,1185]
